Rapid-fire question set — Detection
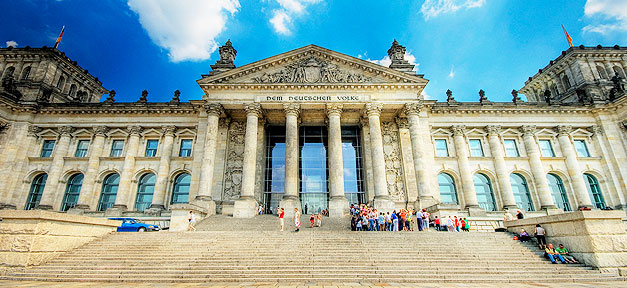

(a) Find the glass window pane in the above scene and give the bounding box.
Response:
[584,173,606,209]
[435,139,449,157]
[145,140,159,157]
[473,174,496,211]
[547,174,571,211]
[179,139,193,157]
[26,174,48,210]
[574,140,590,157]
[504,139,519,157]
[41,140,55,157]
[438,173,458,204]
[74,140,89,157]
[539,140,555,157]
[510,173,534,211]
[171,173,191,204]
[110,140,124,157]
[98,174,119,211]
[469,139,484,157]
[135,173,155,211]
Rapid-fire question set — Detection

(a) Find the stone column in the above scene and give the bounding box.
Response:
[279,104,301,218]
[233,103,262,218]
[604,61,616,78]
[520,125,556,210]
[327,103,349,217]
[404,102,436,209]
[71,126,107,212]
[0,124,36,209]
[365,103,394,212]
[486,125,517,210]
[451,125,481,214]
[555,126,593,209]
[110,125,142,212]
[195,103,222,214]
[149,125,176,211]
[38,126,73,210]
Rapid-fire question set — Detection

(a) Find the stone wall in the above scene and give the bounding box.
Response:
[0,210,120,274]
[505,211,627,274]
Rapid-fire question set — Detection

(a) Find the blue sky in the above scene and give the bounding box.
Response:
[2,0,626,102]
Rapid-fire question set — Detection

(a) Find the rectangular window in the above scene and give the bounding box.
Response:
[74,140,89,157]
[434,139,449,157]
[539,140,555,157]
[145,139,159,157]
[179,139,193,157]
[110,140,124,157]
[504,139,520,157]
[469,139,484,157]
[574,140,590,157]
[40,140,55,157]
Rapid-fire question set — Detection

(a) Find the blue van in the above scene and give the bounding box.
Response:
[109,218,160,232]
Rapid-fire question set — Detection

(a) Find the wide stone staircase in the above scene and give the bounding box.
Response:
[1,215,624,283]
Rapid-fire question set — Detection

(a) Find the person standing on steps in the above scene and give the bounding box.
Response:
[293,208,301,232]
[188,211,196,231]
[304,203,308,215]
[279,208,285,231]
[310,214,315,228]
[516,209,524,219]
[535,224,547,249]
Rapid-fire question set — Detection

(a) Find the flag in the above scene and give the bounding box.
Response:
[561,24,573,48]
[53,26,65,49]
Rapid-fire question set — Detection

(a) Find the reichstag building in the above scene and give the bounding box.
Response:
[0,40,625,219]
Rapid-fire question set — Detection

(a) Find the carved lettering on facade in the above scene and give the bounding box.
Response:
[252,57,372,84]
[381,121,406,202]
[222,121,246,201]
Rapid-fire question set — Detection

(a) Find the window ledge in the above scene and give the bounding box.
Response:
[136,157,159,160]
[28,157,52,161]
[434,156,455,160]
[468,157,492,160]
[63,157,88,161]
[171,157,193,161]
[540,157,566,160]
[504,157,530,160]
[577,156,602,160]
[99,157,124,161]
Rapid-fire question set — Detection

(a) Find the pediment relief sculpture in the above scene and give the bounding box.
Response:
[251,57,372,84]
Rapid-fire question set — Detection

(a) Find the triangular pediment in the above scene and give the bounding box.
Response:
[198,45,428,87]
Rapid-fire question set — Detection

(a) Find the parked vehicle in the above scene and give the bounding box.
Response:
[109,217,160,232]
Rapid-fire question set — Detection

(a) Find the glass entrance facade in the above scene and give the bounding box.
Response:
[299,126,328,214]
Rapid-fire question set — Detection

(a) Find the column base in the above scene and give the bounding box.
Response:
[417,196,439,210]
[541,205,563,216]
[233,197,257,218]
[193,196,216,216]
[36,204,53,210]
[503,205,519,211]
[577,205,594,210]
[279,197,300,219]
[328,197,349,218]
[105,205,127,217]
[373,197,395,213]
[0,203,16,210]
[466,205,487,217]
[67,204,89,215]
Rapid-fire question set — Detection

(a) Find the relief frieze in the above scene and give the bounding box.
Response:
[251,57,372,84]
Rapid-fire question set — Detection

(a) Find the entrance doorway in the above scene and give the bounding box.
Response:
[299,126,328,214]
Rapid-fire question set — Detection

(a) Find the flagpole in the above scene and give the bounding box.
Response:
[53,26,65,49]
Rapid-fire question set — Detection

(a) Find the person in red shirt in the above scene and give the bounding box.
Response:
[434,216,441,231]
[279,208,285,231]
[460,218,466,232]
[454,216,460,232]
[400,210,407,231]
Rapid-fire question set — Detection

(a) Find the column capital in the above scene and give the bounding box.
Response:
[93,125,109,136]
[219,117,231,129]
[364,102,383,117]
[485,125,502,136]
[554,125,572,136]
[0,120,11,133]
[162,125,176,136]
[27,125,40,137]
[326,103,343,117]
[127,125,142,136]
[359,116,369,128]
[244,103,263,117]
[588,125,604,136]
[520,125,537,136]
[395,117,409,129]
[283,103,300,117]
[451,125,466,136]
[403,102,423,116]
[58,125,74,136]
[204,103,224,117]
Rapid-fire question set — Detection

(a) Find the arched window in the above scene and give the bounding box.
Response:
[547,174,571,211]
[613,66,626,79]
[584,173,606,209]
[68,84,77,98]
[473,173,496,211]
[56,76,65,89]
[3,66,15,79]
[437,173,458,204]
[596,66,608,79]
[135,173,156,211]
[98,173,119,211]
[25,174,47,210]
[561,74,571,90]
[550,84,558,97]
[61,173,83,211]
[510,173,534,211]
[171,173,191,204]
[21,66,31,80]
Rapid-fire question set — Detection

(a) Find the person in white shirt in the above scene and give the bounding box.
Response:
[447,216,454,232]
[188,211,196,231]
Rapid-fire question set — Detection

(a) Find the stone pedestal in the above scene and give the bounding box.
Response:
[279,197,300,218]
[418,195,438,209]
[193,195,216,216]
[328,196,349,218]
[373,197,395,213]
[467,206,487,217]
[233,197,257,218]
[169,204,207,232]
[104,206,125,217]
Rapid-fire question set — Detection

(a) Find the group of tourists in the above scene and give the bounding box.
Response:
[348,204,470,232]
[517,223,579,264]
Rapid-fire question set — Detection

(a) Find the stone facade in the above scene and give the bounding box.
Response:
[0,42,625,219]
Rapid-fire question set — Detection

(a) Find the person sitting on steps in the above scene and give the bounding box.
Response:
[555,244,579,263]
[545,243,567,264]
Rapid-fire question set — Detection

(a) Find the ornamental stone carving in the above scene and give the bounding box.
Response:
[0,120,11,133]
[520,125,536,136]
[381,121,406,202]
[554,125,572,136]
[93,126,108,136]
[364,103,383,117]
[27,125,40,137]
[359,116,369,128]
[326,103,343,117]
[103,90,115,104]
[58,126,74,136]
[223,120,246,201]
[283,103,300,117]
[252,57,372,84]
[204,103,224,117]
[219,117,231,129]
[395,117,409,129]
[244,103,263,117]
[451,125,466,136]
[128,125,142,135]
[162,125,176,136]
[486,125,502,136]
[403,102,422,116]
[589,125,604,136]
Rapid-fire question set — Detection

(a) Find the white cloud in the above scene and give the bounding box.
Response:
[5,41,18,48]
[582,0,627,34]
[421,90,432,100]
[420,0,486,20]
[269,0,322,35]
[127,0,240,62]
[367,51,419,72]
[448,65,455,78]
